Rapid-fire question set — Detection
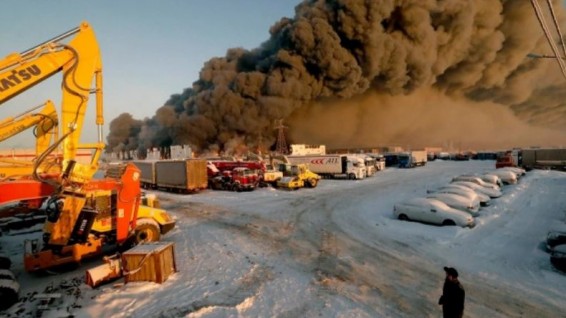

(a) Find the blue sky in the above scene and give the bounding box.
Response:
[0,0,298,147]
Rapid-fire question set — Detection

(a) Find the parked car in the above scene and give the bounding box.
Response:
[451,181,503,198]
[452,175,500,191]
[480,174,504,187]
[550,244,566,272]
[547,231,566,252]
[488,170,518,185]
[499,166,526,177]
[426,192,480,216]
[393,198,475,228]
[429,184,491,207]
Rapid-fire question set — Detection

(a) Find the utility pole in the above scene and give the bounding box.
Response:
[274,119,288,154]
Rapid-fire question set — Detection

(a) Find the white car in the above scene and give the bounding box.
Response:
[452,175,500,191]
[488,170,518,185]
[498,167,526,177]
[451,181,502,198]
[480,174,504,187]
[426,192,480,216]
[429,184,491,207]
[393,197,475,228]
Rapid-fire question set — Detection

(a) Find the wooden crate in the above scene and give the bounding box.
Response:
[122,242,176,284]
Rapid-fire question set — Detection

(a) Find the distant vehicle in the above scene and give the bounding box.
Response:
[393,198,475,228]
[398,150,427,168]
[521,148,566,171]
[547,231,566,252]
[452,175,500,191]
[428,184,490,207]
[384,153,399,167]
[426,192,480,216]
[286,154,366,180]
[496,150,521,169]
[488,170,518,185]
[451,181,503,198]
[550,244,566,272]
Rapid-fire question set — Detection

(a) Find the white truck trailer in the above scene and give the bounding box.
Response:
[286,154,366,179]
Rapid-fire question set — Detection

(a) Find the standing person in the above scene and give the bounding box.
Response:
[438,266,465,318]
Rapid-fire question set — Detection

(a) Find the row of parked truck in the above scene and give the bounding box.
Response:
[130,153,387,193]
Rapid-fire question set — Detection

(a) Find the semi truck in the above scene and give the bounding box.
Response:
[286,154,366,180]
[521,148,566,171]
[133,159,208,192]
[397,150,427,168]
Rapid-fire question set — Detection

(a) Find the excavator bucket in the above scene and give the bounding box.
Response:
[85,255,122,288]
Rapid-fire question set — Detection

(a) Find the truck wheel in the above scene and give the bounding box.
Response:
[134,219,161,244]
[0,270,19,310]
[349,173,356,180]
[0,285,18,310]
[308,179,318,188]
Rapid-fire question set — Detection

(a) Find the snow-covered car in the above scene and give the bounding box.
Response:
[480,174,504,187]
[426,192,480,216]
[547,231,566,252]
[498,166,526,177]
[452,175,500,191]
[451,181,503,198]
[488,169,518,185]
[428,184,490,207]
[393,197,475,228]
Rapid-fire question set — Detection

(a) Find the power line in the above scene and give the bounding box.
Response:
[531,0,566,80]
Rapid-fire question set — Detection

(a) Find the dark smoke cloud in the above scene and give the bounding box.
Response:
[107,0,566,153]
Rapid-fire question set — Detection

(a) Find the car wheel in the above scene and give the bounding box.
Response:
[442,219,456,226]
[398,214,409,221]
[349,173,356,180]
[134,219,161,244]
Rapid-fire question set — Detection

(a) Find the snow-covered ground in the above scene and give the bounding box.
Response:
[1,160,566,317]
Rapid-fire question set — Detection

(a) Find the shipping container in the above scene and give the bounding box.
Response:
[154,159,208,192]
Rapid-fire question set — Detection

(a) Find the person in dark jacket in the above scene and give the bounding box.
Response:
[438,266,465,318]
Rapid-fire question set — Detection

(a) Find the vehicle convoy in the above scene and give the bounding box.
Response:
[393,197,475,228]
[397,150,427,168]
[0,22,174,309]
[451,181,502,198]
[286,154,365,180]
[428,184,490,207]
[133,159,208,192]
[521,148,566,171]
[452,175,500,191]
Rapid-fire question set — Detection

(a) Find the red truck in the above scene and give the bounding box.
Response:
[208,167,259,191]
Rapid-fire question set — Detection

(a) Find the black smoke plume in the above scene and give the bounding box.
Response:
[108,0,566,153]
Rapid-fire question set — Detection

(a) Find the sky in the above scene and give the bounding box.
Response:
[2,160,566,317]
[0,0,298,148]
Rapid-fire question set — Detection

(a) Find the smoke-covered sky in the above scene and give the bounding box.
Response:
[107,0,566,154]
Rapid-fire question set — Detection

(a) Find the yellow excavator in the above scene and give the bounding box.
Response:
[0,22,175,309]
[0,99,59,180]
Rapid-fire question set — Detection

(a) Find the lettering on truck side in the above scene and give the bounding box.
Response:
[0,65,42,92]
